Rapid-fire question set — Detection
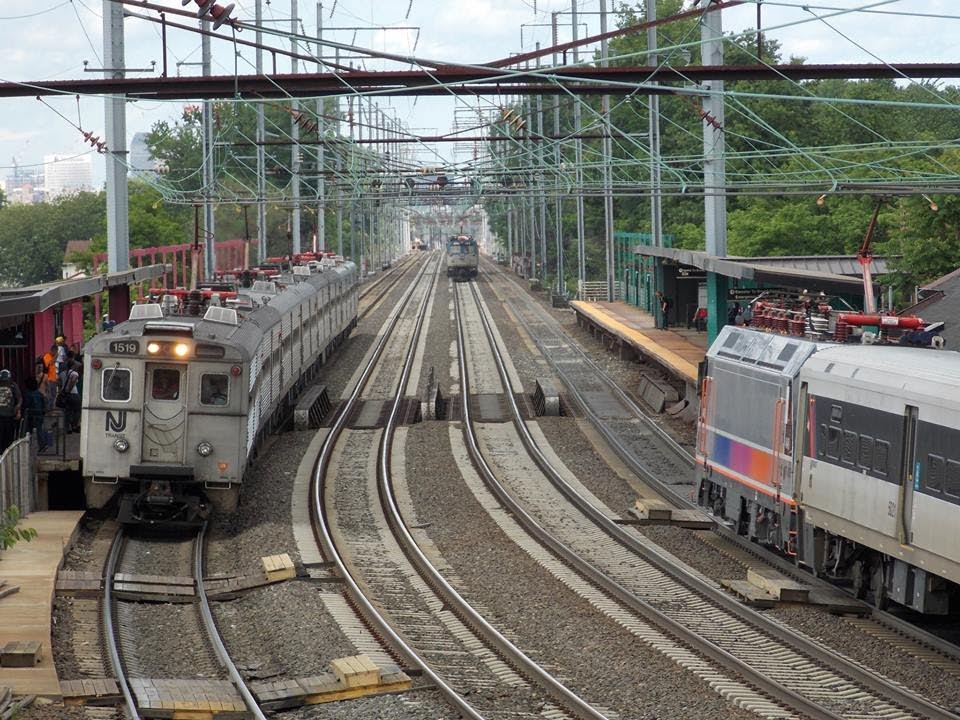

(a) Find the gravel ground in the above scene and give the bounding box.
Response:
[404,421,757,720]
[59,515,112,573]
[769,605,960,713]
[15,702,120,720]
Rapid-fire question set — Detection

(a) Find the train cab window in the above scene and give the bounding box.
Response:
[946,460,960,498]
[200,374,230,406]
[101,367,131,402]
[830,405,843,423]
[927,455,945,493]
[151,369,181,401]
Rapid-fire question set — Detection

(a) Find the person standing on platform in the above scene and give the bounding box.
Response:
[41,343,58,409]
[23,377,48,451]
[62,361,82,434]
[0,370,22,454]
[656,290,673,328]
[55,336,68,374]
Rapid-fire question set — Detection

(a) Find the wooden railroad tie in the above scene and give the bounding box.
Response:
[56,571,103,596]
[112,573,195,603]
[252,655,411,710]
[128,678,247,719]
[60,679,123,706]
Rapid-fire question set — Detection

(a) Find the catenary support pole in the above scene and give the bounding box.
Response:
[648,0,664,318]
[572,0,586,296]
[290,0,301,255]
[202,18,216,277]
[102,0,129,272]
[601,0,615,302]
[256,0,267,262]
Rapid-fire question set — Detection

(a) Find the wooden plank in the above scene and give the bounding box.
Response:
[634,497,673,521]
[330,654,380,689]
[747,567,810,603]
[721,579,777,609]
[669,509,714,530]
[259,553,295,582]
[0,586,20,601]
[1,641,43,667]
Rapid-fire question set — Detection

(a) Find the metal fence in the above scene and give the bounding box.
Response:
[577,281,623,302]
[0,433,37,519]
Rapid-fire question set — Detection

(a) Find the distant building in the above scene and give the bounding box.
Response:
[130,132,157,177]
[901,267,960,350]
[62,240,92,280]
[5,167,44,204]
[44,154,92,198]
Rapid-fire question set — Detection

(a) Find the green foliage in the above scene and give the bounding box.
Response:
[1,506,37,552]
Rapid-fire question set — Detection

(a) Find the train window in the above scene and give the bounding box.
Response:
[841,430,858,465]
[151,368,180,401]
[776,345,797,363]
[830,405,843,423]
[858,435,873,470]
[946,460,960,498]
[874,441,889,476]
[927,454,945,493]
[101,367,131,402]
[826,426,841,459]
[818,424,827,457]
[200,374,229,406]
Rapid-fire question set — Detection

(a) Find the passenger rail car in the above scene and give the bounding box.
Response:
[698,326,960,613]
[446,234,478,280]
[81,261,358,526]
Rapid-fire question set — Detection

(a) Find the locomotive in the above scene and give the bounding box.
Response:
[446,234,478,280]
[81,260,358,525]
[698,322,960,614]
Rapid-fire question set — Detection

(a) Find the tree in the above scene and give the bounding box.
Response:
[1,506,37,552]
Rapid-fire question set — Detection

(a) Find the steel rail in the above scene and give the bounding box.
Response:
[473,273,959,720]
[194,522,267,720]
[308,254,486,720]
[484,261,960,667]
[103,528,140,720]
[458,281,845,720]
[358,253,420,321]
[373,287,607,719]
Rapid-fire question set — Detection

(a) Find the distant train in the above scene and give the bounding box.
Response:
[81,260,358,526]
[698,325,960,614]
[446,234,478,280]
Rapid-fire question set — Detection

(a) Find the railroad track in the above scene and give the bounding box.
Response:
[103,526,265,720]
[459,277,957,720]
[308,259,612,719]
[358,251,424,321]
[478,262,960,676]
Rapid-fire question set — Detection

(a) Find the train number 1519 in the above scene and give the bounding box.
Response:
[109,341,139,355]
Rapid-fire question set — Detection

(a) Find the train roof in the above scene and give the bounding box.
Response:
[91,261,356,353]
[805,343,960,390]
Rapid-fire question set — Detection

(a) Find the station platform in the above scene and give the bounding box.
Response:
[569,301,706,388]
[0,510,83,698]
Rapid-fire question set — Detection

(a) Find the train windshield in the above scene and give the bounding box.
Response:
[200,373,229,406]
[102,367,131,402]
[151,368,181,401]
[447,241,475,254]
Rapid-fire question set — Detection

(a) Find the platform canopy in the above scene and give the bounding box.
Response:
[631,246,875,297]
[0,265,167,317]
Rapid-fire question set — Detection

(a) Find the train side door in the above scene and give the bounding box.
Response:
[896,405,919,545]
[141,364,187,465]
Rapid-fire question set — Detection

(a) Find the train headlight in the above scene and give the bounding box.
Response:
[174,343,190,358]
[197,441,214,457]
[113,438,130,453]
[147,342,161,354]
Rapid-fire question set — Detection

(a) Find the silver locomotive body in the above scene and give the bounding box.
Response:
[81,261,358,526]
[446,235,478,281]
[698,326,960,613]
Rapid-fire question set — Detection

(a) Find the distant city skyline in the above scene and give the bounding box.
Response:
[44,154,93,198]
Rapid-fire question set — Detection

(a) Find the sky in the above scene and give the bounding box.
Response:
[0,0,956,189]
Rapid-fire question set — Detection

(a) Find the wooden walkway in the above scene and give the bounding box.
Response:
[569,301,706,386]
[0,510,83,698]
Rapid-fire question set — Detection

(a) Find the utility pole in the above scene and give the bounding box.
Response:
[552,11,564,295]
[102,0,129,272]
[536,47,548,289]
[256,0,267,262]
[202,19,216,277]
[600,0,615,302]
[648,0,664,318]
[524,76,536,282]
[571,1,586,295]
[702,2,728,339]
[290,0,301,255]
[316,2,326,252]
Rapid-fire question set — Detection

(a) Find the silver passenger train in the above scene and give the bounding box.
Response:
[446,234,478,281]
[81,260,358,525]
[698,326,960,613]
